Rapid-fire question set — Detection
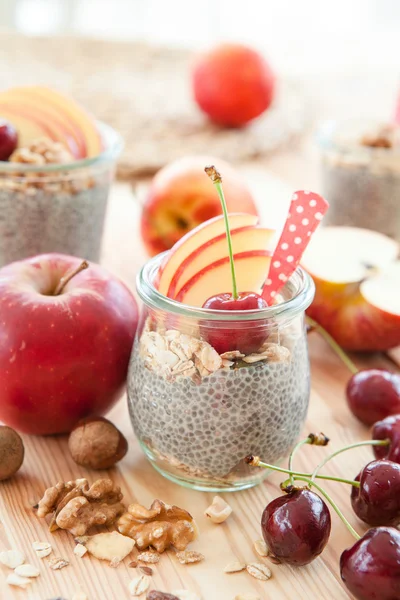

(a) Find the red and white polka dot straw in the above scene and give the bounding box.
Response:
[262,190,328,303]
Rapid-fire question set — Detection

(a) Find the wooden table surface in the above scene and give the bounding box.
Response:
[0,166,398,600]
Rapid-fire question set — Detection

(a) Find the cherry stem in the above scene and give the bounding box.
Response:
[288,437,312,486]
[289,476,361,541]
[205,165,238,300]
[246,456,360,487]
[311,438,391,483]
[306,316,358,375]
[54,260,89,296]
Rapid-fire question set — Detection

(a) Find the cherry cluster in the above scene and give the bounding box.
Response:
[246,322,400,600]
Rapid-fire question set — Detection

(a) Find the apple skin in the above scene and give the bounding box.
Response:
[307,278,400,351]
[141,155,258,256]
[0,254,138,435]
[192,43,275,127]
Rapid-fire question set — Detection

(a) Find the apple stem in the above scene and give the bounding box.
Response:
[245,455,360,487]
[310,438,390,484]
[205,165,238,300]
[288,433,329,485]
[306,316,359,375]
[54,260,89,295]
[286,476,361,541]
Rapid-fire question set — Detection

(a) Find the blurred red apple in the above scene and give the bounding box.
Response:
[141,155,258,256]
[0,254,138,435]
[192,43,275,127]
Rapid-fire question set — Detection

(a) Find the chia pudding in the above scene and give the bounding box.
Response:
[128,255,314,492]
[0,124,122,267]
[319,120,400,241]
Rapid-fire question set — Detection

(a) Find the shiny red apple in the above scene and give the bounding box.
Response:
[0,254,138,435]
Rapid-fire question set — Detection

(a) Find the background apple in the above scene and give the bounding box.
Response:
[141,155,258,256]
[302,227,400,351]
[0,254,138,435]
[192,43,275,127]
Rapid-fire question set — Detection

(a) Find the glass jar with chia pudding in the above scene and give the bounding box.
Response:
[127,253,315,492]
[0,123,122,267]
[318,119,400,241]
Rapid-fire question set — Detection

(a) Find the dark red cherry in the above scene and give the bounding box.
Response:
[261,488,331,566]
[201,291,268,355]
[346,369,400,426]
[351,460,400,526]
[340,527,400,600]
[0,119,18,161]
[373,414,400,464]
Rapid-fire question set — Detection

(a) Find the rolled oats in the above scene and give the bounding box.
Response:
[224,561,246,573]
[0,550,25,569]
[175,550,204,565]
[6,573,32,588]
[129,574,151,596]
[14,564,40,578]
[48,556,69,570]
[220,351,245,360]
[246,563,272,581]
[32,541,52,558]
[253,539,269,557]
[138,551,160,564]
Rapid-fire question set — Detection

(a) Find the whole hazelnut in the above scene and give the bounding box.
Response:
[68,417,128,470]
[0,426,24,481]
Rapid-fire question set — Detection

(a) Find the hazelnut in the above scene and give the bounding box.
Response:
[0,426,24,481]
[68,417,128,470]
[204,495,232,524]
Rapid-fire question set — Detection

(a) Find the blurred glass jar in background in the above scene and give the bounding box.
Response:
[0,123,122,267]
[318,119,400,241]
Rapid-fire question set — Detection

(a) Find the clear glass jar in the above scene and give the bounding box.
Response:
[127,254,315,492]
[318,119,400,240]
[0,123,123,267]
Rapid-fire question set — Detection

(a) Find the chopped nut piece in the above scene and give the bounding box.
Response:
[138,551,160,564]
[176,550,204,565]
[76,531,135,564]
[32,541,52,558]
[140,565,153,576]
[147,593,179,600]
[253,539,269,557]
[0,549,25,569]
[48,557,70,570]
[118,499,195,553]
[6,573,32,588]
[72,591,89,600]
[14,564,40,578]
[235,595,260,600]
[74,544,88,558]
[171,591,200,600]
[224,561,246,573]
[246,563,272,581]
[129,574,151,596]
[204,496,232,524]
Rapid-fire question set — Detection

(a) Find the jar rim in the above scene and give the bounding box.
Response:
[0,121,123,174]
[317,118,400,156]
[137,252,315,321]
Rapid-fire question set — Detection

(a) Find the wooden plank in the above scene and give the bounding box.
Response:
[0,182,398,600]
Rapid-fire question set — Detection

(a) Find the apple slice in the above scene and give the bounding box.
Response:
[27,87,102,157]
[169,225,275,298]
[175,251,272,307]
[0,89,86,158]
[302,226,400,351]
[156,213,259,296]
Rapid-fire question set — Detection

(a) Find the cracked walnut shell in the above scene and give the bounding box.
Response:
[118,499,195,553]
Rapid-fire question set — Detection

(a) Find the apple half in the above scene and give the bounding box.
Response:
[301,226,400,351]
[156,213,259,296]
[168,225,275,298]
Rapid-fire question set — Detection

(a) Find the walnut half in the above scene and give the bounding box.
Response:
[118,499,195,553]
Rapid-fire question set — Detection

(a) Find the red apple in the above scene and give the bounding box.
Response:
[141,155,258,256]
[192,43,275,127]
[0,254,138,435]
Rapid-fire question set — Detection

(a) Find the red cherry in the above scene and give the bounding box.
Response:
[346,369,400,426]
[373,414,400,464]
[261,488,331,566]
[351,459,400,526]
[340,527,400,600]
[0,119,18,161]
[201,291,268,354]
